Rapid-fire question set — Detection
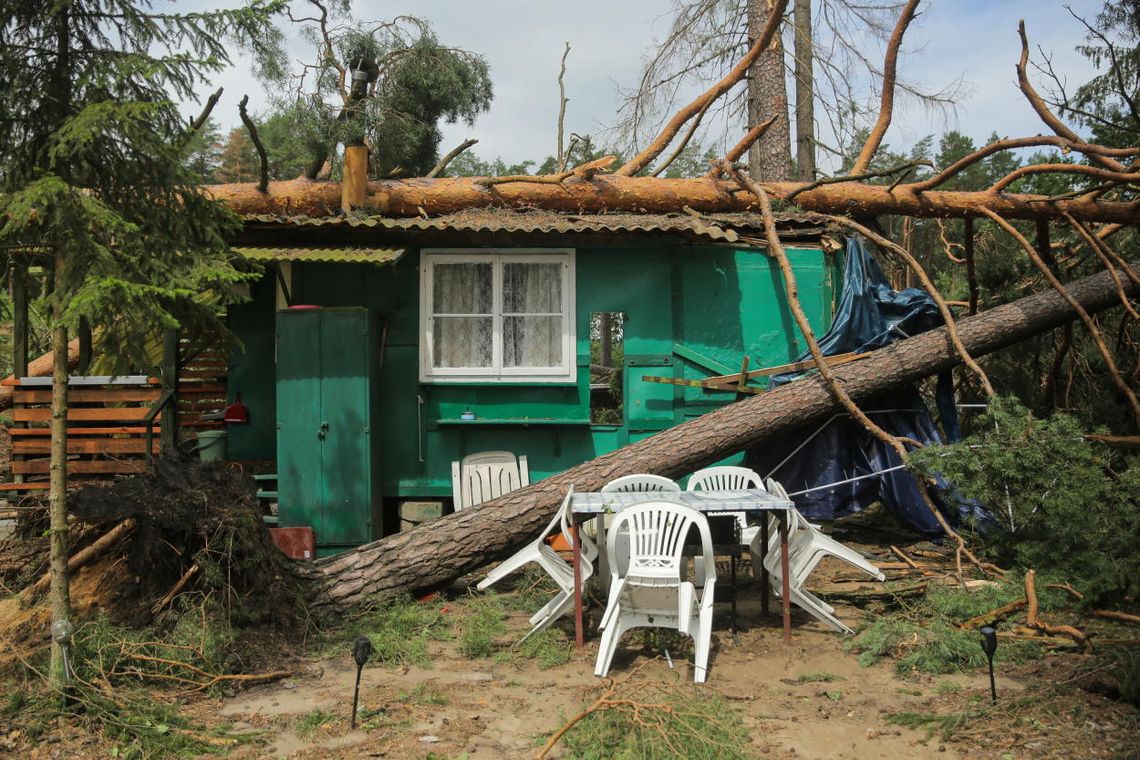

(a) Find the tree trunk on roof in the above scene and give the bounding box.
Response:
[205,176,1140,224]
[300,261,1139,618]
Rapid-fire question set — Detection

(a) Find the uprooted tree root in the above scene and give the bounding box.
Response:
[0,457,309,678]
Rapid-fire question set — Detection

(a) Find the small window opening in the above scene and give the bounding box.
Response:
[589,312,625,424]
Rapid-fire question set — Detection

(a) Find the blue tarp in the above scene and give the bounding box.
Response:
[745,237,971,535]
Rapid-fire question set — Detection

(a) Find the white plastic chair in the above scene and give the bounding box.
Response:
[476,487,597,640]
[451,451,530,510]
[755,478,885,634]
[686,465,765,547]
[594,501,717,683]
[594,474,682,575]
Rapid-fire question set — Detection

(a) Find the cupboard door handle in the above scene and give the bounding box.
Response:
[317,421,329,440]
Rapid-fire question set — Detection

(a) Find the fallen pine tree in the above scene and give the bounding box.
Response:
[301,259,1140,618]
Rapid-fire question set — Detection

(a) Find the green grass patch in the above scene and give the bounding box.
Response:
[555,684,753,759]
[513,627,572,668]
[356,595,451,668]
[456,594,508,659]
[846,617,1040,676]
[294,709,334,738]
[792,671,845,683]
[886,710,972,742]
[399,682,450,706]
[936,680,964,694]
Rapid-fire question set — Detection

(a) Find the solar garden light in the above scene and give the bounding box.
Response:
[979,625,998,704]
[351,635,373,729]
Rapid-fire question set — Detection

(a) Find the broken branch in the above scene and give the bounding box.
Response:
[238,95,269,193]
[849,0,921,175]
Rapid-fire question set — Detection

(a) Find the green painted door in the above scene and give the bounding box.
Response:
[318,309,375,545]
[276,308,379,550]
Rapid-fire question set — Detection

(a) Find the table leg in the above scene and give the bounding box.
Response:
[760,517,770,616]
[779,512,791,644]
[572,520,584,647]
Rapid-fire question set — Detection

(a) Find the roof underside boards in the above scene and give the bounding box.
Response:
[231,246,405,265]
[234,209,830,248]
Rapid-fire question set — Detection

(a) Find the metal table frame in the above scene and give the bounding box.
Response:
[569,489,795,645]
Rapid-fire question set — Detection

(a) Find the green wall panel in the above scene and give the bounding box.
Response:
[230,242,840,527]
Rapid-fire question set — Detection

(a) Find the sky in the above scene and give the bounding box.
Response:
[180,0,1105,173]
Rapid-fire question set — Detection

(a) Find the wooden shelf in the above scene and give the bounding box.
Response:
[435,418,591,426]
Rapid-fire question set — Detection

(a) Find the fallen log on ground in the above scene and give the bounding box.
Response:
[303,261,1140,618]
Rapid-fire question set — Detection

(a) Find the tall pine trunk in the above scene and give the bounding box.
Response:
[747,0,793,181]
[48,251,71,688]
[793,0,815,181]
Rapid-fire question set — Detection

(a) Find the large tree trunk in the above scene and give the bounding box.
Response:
[748,0,792,181]
[206,176,1140,223]
[304,261,1139,618]
[792,0,815,181]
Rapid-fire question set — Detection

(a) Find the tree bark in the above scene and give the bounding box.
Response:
[303,261,1139,618]
[49,251,71,687]
[792,0,815,181]
[205,176,1140,224]
[747,0,792,181]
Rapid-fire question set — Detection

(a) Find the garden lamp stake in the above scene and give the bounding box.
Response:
[980,626,998,704]
[351,635,373,728]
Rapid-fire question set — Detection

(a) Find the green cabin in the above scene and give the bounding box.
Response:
[225,210,841,555]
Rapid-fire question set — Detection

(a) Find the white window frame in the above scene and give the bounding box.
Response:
[420,248,576,383]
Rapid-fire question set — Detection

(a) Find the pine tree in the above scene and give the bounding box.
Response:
[0,0,283,689]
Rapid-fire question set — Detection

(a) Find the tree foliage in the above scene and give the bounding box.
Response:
[0,0,283,366]
[911,398,1140,606]
[257,1,492,178]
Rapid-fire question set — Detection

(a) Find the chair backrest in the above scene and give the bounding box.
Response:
[687,466,764,492]
[451,451,530,509]
[608,501,713,582]
[764,477,808,544]
[600,474,681,494]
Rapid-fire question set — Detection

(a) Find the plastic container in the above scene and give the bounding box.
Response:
[197,430,228,462]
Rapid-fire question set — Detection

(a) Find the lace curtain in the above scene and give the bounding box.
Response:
[431,259,564,371]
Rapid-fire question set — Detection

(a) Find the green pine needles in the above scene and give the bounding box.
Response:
[910,397,1140,606]
[0,0,286,369]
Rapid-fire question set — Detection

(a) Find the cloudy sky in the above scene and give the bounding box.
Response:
[181,0,1104,171]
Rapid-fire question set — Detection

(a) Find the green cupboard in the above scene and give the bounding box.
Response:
[275,307,383,554]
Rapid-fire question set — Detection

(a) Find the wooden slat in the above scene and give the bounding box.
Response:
[6,426,156,437]
[179,368,228,379]
[13,407,158,423]
[14,388,162,404]
[0,482,50,491]
[12,460,149,475]
[177,383,227,395]
[13,439,159,455]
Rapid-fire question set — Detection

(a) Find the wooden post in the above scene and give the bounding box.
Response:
[160,327,179,454]
[342,145,369,214]
[11,258,28,378]
[77,317,91,374]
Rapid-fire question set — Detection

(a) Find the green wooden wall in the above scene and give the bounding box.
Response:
[226,242,841,503]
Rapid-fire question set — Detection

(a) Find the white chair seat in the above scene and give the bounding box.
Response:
[594,501,717,683]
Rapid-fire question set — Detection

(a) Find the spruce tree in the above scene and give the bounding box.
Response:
[0,0,283,688]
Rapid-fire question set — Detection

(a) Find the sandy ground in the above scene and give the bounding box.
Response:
[209,574,1102,760]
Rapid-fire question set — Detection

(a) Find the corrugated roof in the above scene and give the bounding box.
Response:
[240,209,827,244]
[232,246,404,265]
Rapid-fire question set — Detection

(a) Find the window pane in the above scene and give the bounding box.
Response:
[433,262,492,314]
[504,316,562,368]
[503,262,561,314]
[433,316,493,368]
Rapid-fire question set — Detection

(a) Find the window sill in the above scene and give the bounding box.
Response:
[435,417,591,426]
